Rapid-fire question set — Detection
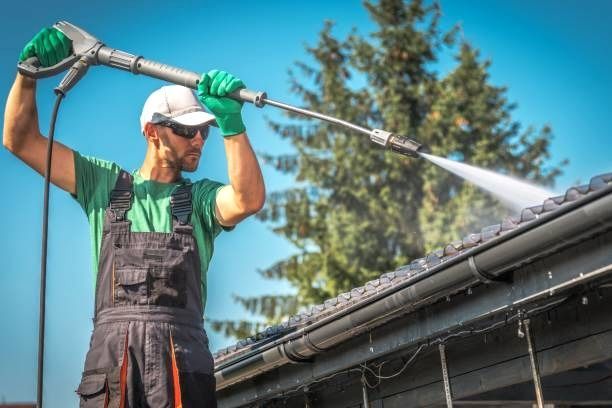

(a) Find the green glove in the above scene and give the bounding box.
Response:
[197,69,246,137]
[19,27,72,68]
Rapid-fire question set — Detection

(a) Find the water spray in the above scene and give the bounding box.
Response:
[421,153,555,211]
[19,21,427,158]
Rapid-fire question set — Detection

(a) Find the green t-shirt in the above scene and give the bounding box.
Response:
[71,150,232,313]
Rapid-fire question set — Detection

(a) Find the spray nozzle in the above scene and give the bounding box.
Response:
[370,129,428,158]
[389,134,429,157]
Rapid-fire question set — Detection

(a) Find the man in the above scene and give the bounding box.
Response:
[3,27,265,407]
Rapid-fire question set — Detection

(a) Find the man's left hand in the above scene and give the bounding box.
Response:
[197,70,246,137]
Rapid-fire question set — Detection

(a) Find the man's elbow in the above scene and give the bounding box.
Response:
[239,188,266,215]
[3,133,19,154]
[244,193,265,215]
[3,127,37,155]
[253,194,266,213]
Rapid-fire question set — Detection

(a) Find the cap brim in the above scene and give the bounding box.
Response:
[172,111,218,127]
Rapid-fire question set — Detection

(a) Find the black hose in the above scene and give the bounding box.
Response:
[37,92,64,408]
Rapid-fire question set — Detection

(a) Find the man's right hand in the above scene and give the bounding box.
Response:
[19,27,72,67]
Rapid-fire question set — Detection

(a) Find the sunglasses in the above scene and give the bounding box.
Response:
[156,120,210,140]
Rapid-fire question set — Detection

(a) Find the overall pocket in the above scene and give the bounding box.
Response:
[114,247,186,269]
[114,268,148,306]
[76,367,122,408]
[79,322,128,407]
[149,266,187,307]
[113,266,187,307]
[76,373,107,408]
[113,248,188,308]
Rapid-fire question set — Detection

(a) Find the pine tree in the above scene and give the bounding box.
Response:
[210,0,566,339]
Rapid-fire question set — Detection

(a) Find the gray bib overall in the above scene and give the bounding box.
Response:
[76,170,216,407]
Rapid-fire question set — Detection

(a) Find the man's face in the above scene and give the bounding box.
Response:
[155,124,207,172]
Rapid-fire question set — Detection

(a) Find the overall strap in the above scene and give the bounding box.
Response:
[109,170,133,222]
[170,182,194,234]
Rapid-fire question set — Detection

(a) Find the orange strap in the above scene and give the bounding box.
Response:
[119,330,129,408]
[170,332,183,408]
[104,383,109,408]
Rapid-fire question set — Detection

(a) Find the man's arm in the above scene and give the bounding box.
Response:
[3,73,76,195]
[215,132,265,226]
[5,28,75,194]
[197,69,265,227]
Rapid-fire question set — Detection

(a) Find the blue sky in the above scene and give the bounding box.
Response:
[1,0,611,405]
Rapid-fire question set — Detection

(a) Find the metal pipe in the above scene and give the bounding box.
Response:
[439,344,453,408]
[304,388,312,408]
[263,98,372,136]
[361,376,371,408]
[524,318,545,408]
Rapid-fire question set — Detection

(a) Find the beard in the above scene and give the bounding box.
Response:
[159,152,199,173]
[178,151,201,172]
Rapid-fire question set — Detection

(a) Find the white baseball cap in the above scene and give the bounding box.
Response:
[139,85,217,133]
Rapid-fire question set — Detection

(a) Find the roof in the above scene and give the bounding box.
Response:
[213,172,612,366]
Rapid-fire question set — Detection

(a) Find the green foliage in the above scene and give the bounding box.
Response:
[212,0,566,340]
[208,320,267,341]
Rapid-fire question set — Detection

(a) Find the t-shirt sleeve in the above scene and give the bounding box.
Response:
[72,150,122,214]
[193,179,235,238]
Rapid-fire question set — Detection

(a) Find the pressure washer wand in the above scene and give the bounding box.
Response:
[18,21,427,158]
[102,44,426,157]
[254,99,426,158]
